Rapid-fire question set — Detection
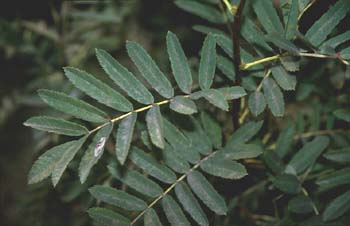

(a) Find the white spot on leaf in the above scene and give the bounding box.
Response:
[94,137,106,157]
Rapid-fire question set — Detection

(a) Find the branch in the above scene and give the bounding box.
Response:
[231,0,247,129]
[241,52,349,70]
[89,96,189,134]
[294,129,350,139]
[129,150,218,225]
[298,0,318,20]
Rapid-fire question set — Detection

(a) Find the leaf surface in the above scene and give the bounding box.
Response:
[116,113,137,164]
[162,144,190,174]
[275,120,295,158]
[130,147,176,184]
[285,0,299,40]
[108,164,163,198]
[226,121,263,146]
[96,49,154,104]
[221,143,263,160]
[252,0,284,34]
[24,116,88,136]
[38,89,107,123]
[323,191,350,222]
[199,34,216,90]
[263,77,285,117]
[89,185,147,211]
[323,148,350,164]
[175,182,209,226]
[144,209,163,226]
[187,171,227,215]
[170,96,197,115]
[288,195,314,214]
[288,136,330,173]
[305,0,350,46]
[201,154,247,180]
[316,168,350,191]
[52,136,87,186]
[28,137,86,185]
[218,86,246,100]
[175,0,224,24]
[265,34,300,55]
[191,89,229,111]
[146,105,164,149]
[79,123,113,183]
[64,67,133,112]
[271,65,297,91]
[167,31,192,94]
[200,112,222,149]
[87,207,130,226]
[126,41,174,98]
[334,109,350,122]
[161,195,191,226]
[217,55,235,80]
[273,174,301,194]
[248,91,266,116]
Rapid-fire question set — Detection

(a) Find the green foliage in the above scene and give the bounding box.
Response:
[22,0,350,225]
[166,31,193,94]
[126,41,174,98]
[175,182,209,226]
[263,77,285,117]
[115,113,137,164]
[96,49,154,105]
[199,34,217,90]
[38,89,108,123]
[24,116,88,136]
[305,0,350,46]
